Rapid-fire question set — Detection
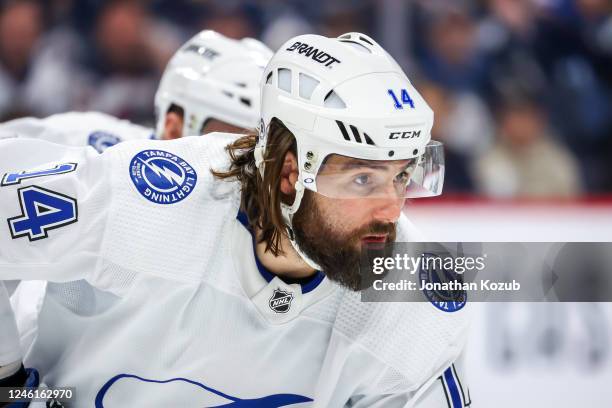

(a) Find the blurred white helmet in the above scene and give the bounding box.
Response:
[256,32,444,268]
[155,30,273,137]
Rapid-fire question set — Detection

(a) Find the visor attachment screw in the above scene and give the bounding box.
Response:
[388,150,395,157]
[413,149,418,155]
[306,151,315,160]
[304,162,312,170]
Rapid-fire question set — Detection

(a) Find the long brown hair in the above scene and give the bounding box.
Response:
[211,118,296,256]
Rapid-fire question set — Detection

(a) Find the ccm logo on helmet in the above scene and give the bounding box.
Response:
[389,130,421,139]
[286,41,341,68]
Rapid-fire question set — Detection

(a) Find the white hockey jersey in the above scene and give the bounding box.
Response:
[0,111,154,152]
[0,134,471,407]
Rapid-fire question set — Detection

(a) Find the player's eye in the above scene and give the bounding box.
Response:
[353,174,371,186]
[394,170,411,185]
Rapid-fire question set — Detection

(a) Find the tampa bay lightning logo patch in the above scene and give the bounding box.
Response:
[419,253,467,313]
[129,150,197,204]
[88,131,122,153]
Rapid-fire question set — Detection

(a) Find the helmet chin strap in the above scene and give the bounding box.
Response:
[254,144,265,177]
[280,179,323,271]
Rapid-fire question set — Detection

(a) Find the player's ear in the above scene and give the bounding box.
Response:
[280,151,299,195]
[163,112,183,140]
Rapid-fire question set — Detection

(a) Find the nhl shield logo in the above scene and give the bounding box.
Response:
[269,289,294,313]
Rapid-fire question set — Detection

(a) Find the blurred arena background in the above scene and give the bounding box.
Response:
[1,0,611,406]
[408,199,612,406]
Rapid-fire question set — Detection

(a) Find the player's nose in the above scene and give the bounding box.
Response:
[371,197,404,223]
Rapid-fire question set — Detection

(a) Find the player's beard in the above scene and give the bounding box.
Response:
[291,191,397,292]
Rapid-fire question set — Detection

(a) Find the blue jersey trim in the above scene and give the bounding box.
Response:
[236,211,325,294]
[23,368,39,388]
[443,367,463,408]
[300,271,325,294]
[95,373,312,407]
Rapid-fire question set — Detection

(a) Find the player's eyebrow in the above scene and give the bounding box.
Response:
[339,160,389,171]
[339,159,416,172]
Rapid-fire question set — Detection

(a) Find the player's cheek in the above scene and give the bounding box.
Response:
[331,198,373,230]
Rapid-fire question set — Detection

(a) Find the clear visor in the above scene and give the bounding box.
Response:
[308,140,444,199]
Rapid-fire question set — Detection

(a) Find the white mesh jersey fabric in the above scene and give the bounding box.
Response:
[302,287,470,405]
[98,133,242,291]
[333,293,470,389]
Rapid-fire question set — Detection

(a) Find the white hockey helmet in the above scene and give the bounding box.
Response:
[154,30,273,138]
[257,32,444,268]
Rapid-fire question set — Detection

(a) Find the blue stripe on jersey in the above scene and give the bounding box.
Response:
[236,210,249,228]
[452,363,470,406]
[236,211,325,294]
[95,373,312,407]
[443,367,463,408]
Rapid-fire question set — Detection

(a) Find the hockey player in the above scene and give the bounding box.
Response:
[0,33,470,407]
[0,30,272,407]
[0,30,272,151]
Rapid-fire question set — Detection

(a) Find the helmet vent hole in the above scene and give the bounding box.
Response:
[338,34,351,40]
[359,36,374,46]
[299,73,319,100]
[235,82,247,88]
[278,68,292,93]
[240,97,251,107]
[222,91,234,98]
[339,40,372,54]
[265,71,273,84]
[324,90,346,109]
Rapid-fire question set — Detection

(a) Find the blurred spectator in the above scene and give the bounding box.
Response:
[419,8,488,92]
[474,96,582,198]
[476,0,547,104]
[572,0,612,74]
[533,0,612,191]
[318,0,373,39]
[261,10,313,51]
[0,0,76,120]
[75,0,163,124]
[420,81,494,157]
[200,4,258,40]
[420,81,494,193]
